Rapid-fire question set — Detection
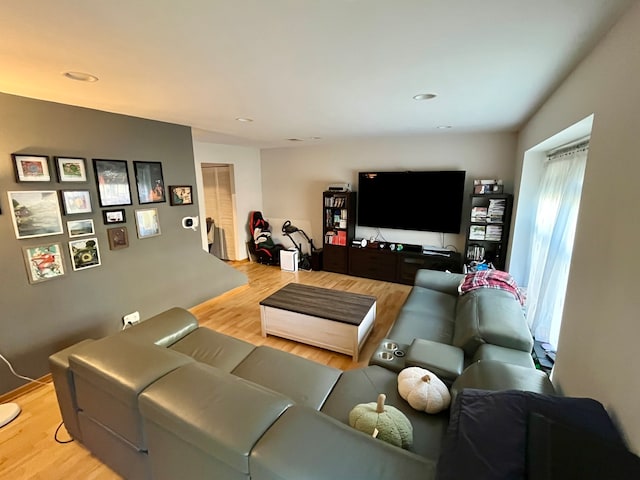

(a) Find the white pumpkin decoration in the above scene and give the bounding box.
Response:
[398,367,451,414]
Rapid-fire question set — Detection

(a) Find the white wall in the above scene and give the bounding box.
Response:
[515,3,640,453]
[260,133,517,253]
[192,140,263,259]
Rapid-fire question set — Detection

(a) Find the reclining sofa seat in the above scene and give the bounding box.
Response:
[376,269,535,380]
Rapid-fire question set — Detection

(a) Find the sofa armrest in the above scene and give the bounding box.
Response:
[414,269,464,295]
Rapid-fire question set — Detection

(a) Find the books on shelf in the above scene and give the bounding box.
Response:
[466,244,485,261]
[324,195,345,207]
[469,225,486,240]
[324,230,347,246]
[471,206,488,222]
[485,225,503,241]
[487,198,506,223]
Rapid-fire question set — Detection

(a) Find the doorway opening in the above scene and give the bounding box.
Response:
[201,163,237,260]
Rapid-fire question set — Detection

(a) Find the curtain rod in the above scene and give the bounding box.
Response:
[547,135,590,157]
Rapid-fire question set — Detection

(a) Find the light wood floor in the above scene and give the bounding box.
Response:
[0,261,410,479]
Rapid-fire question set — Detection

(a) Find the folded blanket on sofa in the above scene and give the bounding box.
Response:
[458,270,525,306]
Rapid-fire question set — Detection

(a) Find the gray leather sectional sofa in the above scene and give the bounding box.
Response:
[49,289,555,480]
[370,269,537,381]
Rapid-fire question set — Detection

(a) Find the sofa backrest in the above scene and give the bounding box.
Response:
[453,289,533,356]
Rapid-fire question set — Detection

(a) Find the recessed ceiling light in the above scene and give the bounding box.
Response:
[413,93,437,100]
[235,117,254,122]
[287,138,304,142]
[63,71,99,82]
[437,125,453,129]
[309,136,322,140]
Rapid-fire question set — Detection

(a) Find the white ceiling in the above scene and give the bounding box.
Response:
[0,1,633,148]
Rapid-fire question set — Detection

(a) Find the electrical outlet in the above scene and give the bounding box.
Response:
[123,311,140,326]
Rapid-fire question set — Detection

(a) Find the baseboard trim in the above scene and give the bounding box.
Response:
[0,374,52,403]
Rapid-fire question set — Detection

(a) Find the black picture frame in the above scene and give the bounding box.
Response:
[60,190,92,215]
[134,161,166,204]
[12,154,51,182]
[169,185,193,205]
[102,208,127,225]
[55,156,87,182]
[93,159,132,207]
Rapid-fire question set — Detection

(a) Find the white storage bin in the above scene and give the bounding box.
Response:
[280,249,299,272]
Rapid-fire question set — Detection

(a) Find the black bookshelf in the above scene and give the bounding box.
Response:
[464,193,513,271]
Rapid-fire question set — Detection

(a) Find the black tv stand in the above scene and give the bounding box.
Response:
[348,246,462,285]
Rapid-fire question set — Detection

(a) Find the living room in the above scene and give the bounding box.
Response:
[1,1,640,476]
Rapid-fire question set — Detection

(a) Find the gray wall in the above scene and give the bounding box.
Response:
[0,93,247,394]
[515,2,640,452]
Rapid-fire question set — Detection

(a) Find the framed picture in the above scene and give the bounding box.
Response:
[12,154,51,182]
[22,243,65,284]
[135,208,161,238]
[134,161,166,204]
[67,218,95,238]
[93,159,132,207]
[55,157,87,182]
[102,208,126,224]
[169,185,193,206]
[7,191,64,239]
[69,237,101,271]
[107,226,129,250]
[60,190,92,215]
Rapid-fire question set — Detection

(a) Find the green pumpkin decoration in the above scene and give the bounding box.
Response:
[348,393,413,449]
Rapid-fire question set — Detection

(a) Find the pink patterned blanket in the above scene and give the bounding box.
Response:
[458,270,525,306]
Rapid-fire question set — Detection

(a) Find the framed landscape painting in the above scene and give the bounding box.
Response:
[67,219,95,238]
[7,190,64,239]
[22,243,65,284]
[55,157,87,182]
[93,159,132,207]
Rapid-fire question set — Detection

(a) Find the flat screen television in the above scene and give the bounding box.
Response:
[357,170,466,233]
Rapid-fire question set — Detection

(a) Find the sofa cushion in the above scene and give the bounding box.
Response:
[232,346,341,410]
[169,327,255,372]
[321,365,448,461]
[453,288,533,355]
[405,338,464,381]
[387,286,457,345]
[436,389,624,480]
[471,343,536,369]
[450,360,554,402]
[250,405,435,480]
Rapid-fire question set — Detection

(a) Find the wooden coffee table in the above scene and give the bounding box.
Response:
[259,283,377,361]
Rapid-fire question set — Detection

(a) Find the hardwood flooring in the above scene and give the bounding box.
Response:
[0,261,410,479]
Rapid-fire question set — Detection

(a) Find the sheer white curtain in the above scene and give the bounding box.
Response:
[526,143,588,348]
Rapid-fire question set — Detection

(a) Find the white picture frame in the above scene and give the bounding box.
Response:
[67,219,95,238]
[7,190,64,239]
[68,237,101,271]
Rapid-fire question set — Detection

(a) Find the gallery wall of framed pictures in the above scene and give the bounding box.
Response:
[4,152,197,285]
